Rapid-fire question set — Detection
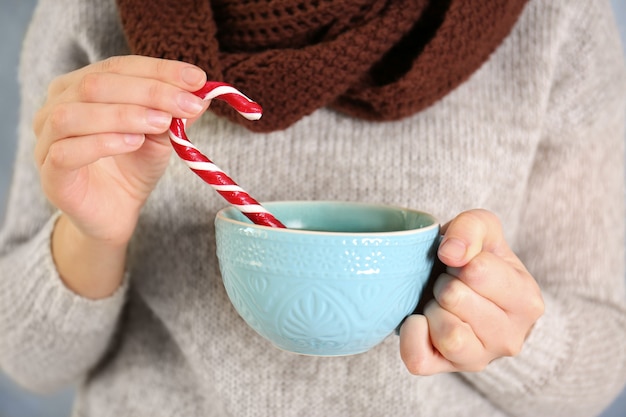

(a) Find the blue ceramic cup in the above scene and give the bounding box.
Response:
[215,201,440,356]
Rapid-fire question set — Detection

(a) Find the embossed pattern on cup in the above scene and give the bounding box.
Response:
[215,201,440,356]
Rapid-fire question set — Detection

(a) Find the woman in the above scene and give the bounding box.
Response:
[0,0,624,415]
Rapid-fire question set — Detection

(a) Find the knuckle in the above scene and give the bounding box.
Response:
[99,56,124,73]
[526,293,545,321]
[437,277,463,310]
[495,325,525,357]
[458,209,485,225]
[48,104,70,134]
[87,134,119,163]
[475,208,501,226]
[46,142,67,169]
[47,76,64,97]
[93,133,118,156]
[438,326,466,358]
[154,58,169,78]
[78,72,103,101]
[115,105,133,127]
[461,254,489,284]
[500,337,524,357]
[146,81,163,105]
[459,209,502,234]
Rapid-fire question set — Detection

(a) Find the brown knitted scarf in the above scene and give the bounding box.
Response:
[116,0,528,132]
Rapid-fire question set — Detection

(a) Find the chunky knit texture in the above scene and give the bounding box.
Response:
[117,0,529,131]
[1,0,626,416]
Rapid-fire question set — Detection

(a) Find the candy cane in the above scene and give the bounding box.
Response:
[169,81,286,228]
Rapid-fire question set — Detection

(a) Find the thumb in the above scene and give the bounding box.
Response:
[185,100,211,127]
[438,209,508,267]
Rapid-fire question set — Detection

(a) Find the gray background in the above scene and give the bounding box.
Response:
[1,0,625,416]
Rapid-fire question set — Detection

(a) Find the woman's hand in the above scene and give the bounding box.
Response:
[33,55,209,299]
[399,209,544,374]
[34,55,208,246]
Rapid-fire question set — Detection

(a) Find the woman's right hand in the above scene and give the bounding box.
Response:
[34,55,208,247]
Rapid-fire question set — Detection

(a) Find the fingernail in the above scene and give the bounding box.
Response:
[124,133,144,146]
[182,67,206,86]
[146,109,171,129]
[177,92,205,114]
[439,238,466,262]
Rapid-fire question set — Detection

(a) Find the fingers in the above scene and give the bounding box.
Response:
[399,209,545,375]
[32,56,205,247]
[34,103,171,167]
[422,301,493,371]
[444,251,534,314]
[63,72,205,116]
[400,296,517,375]
[36,55,208,138]
[34,56,209,173]
[438,209,514,268]
[432,272,522,358]
[48,55,207,97]
[42,133,145,172]
[437,210,542,315]
[96,55,207,89]
[431,252,543,361]
[400,315,457,375]
[433,271,506,329]
[36,72,206,142]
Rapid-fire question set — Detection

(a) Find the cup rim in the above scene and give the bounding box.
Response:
[215,200,440,237]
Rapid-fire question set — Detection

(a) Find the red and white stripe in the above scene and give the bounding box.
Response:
[169,81,285,228]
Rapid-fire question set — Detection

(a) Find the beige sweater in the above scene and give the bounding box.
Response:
[1,0,626,416]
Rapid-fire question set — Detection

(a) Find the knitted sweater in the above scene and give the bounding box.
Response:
[1,0,625,416]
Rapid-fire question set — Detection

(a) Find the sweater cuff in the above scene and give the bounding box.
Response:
[1,213,128,337]
[461,292,573,396]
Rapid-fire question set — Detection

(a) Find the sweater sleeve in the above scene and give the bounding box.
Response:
[462,1,626,416]
[0,0,129,393]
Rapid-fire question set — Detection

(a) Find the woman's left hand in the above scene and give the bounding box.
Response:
[399,209,545,375]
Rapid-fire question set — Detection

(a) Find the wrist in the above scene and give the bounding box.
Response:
[52,214,129,299]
